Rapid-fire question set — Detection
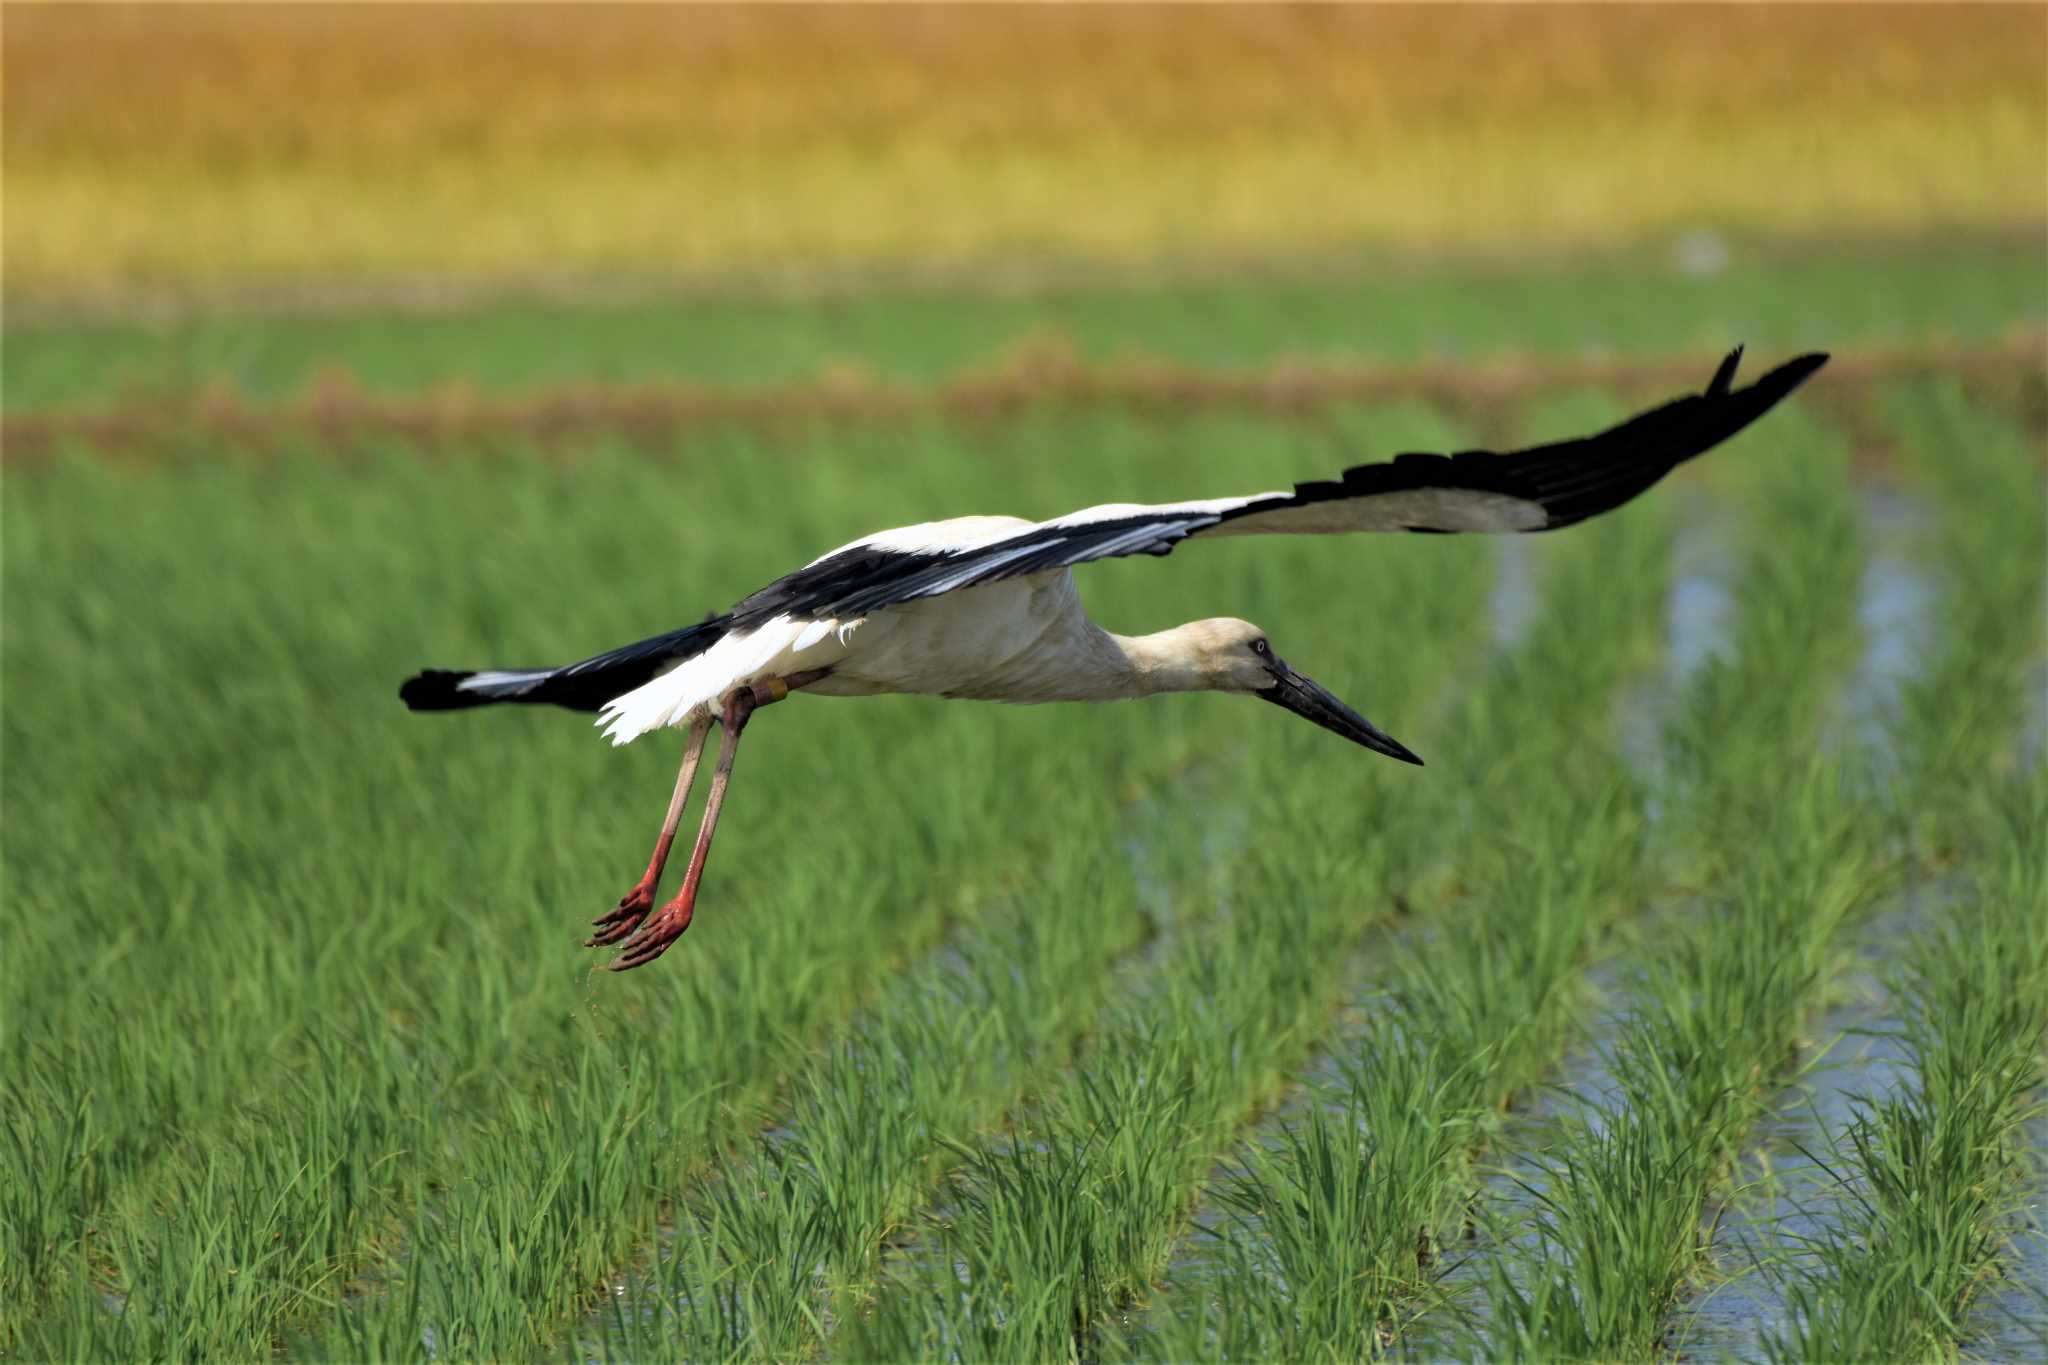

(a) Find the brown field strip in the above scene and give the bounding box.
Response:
[4,333,2041,466]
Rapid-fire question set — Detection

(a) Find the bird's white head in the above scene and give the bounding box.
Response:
[1147,617,1286,692]
[1135,617,1424,766]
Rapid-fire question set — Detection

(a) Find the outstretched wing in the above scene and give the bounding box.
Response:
[729,349,1827,629]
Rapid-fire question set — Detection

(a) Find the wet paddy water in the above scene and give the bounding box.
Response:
[1673,888,1938,1360]
[1975,1111,2048,1362]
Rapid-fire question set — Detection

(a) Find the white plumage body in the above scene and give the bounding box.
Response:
[598,516,1152,743]
[593,483,1563,744]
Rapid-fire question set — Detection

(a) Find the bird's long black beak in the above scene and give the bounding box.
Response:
[1258,663,1424,766]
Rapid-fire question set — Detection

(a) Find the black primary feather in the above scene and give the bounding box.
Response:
[716,348,1829,622]
[1250,349,1827,532]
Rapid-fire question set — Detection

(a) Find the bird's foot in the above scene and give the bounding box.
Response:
[586,881,657,948]
[609,891,694,971]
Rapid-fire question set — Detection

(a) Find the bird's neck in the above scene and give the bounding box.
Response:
[1006,618,1217,703]
[1103,625,1214,697]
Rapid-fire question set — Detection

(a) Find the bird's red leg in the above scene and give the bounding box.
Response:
[586,716,711,948]
[610,687,759,971]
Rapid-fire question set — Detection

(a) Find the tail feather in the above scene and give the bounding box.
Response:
[400,616,731,715]
[399,668,556,711]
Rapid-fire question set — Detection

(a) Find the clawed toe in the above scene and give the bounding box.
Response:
[586,886,654,948]
[585,920,643,949]
[609,906,690,971]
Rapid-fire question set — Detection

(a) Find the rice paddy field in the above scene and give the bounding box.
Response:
[5,7,2047,1363]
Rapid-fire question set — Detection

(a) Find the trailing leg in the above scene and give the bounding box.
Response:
[610,687,759,971]
[587,715,713,948]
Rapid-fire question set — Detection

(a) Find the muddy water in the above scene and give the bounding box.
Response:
[1971,1111,2048,1361]
[1673,882,1953,1360]
[1674,992,1917,1358]
[1615,495,1737,815]
[1489,534,1540,655]
[1619,489,1946,803]
[2020,659,2048,773]
[1830,488,1940,763]
[1663,505,1742,690]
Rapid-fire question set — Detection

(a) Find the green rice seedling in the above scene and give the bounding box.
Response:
[1486,805,1875,1360]
[574,404,1489,1363]
[842,569,1496,1353]
[850,907,1364,1362]
[0,412,1253,1353]
[1484,1106,1728,1360]
[1130,394,1675,1361]
[1762,796,2047,1362]
[1747,376,2047,1357]
[1475,398,1884,1359]
[13,1029,432,1360]
[1146,1023,1499,1362]
[0,437,991,1358]
[842,792,1446,1363]
[1660,406,1866,856]
[849,394,1683,1362]
[0,1082,100,1345]
[302,408,1433,1358]
[1096,760,1653,1362]
[1581,382,2048,1358]
[1,392,1513,1357]
[1883,382,2048,859]
[589,842,1158,1361]
[326,1044,668,1359]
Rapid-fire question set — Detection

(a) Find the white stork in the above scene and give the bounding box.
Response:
[402,348,1825,969]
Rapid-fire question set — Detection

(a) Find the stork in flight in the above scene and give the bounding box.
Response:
[402,349,1825,969]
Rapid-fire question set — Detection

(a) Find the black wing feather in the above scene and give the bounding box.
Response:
[728,516,1212,628]
[727,348,1825,624]
[1244,348,1826,532]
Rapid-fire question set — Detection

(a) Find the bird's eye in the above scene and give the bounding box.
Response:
[1250,638,1270,657]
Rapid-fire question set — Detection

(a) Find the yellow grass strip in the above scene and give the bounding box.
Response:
[6,6,2043,295]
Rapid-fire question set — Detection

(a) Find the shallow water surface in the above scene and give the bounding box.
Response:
[1970,1111,2048,1362]
[1830,488,1940,762]
[1676,879,1966,1361]
[1616,502,1738,810]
